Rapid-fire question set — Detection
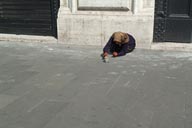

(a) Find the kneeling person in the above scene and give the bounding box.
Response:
[103,32,136,57]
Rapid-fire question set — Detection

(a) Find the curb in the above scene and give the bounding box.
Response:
[0,34,57,43]
[151,42,192,52]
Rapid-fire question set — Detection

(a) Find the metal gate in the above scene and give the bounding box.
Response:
[0,0,59,38]
[153,0,192,43]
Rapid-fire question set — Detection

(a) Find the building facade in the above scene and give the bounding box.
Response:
[58,0,155,48]
[0,0,192,49]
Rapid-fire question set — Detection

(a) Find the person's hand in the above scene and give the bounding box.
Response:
[113,52,118,57]
[103,52,108,57]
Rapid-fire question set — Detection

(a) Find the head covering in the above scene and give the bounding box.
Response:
[112,32,129,44]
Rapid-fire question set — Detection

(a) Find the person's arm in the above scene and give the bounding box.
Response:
[103,37,113,53]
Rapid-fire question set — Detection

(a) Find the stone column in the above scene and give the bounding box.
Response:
[58,0,71,13]
[60,0,68,8]
[71,0,77,13]
[133,0,143,14]
[57,0,70,43]
[60,0,64,6]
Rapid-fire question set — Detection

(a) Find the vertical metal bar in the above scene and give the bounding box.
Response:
[190,0,192,17]
[50,0,59,38]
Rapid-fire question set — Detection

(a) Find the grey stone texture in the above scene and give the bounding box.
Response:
[0,41,192,128]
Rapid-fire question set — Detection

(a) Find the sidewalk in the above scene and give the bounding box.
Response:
[0,41,192,128]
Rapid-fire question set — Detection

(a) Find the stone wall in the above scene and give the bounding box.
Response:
[58,0,155,48]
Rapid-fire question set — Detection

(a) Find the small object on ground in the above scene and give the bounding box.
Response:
[104,56,109,63]
[100,53,109,63]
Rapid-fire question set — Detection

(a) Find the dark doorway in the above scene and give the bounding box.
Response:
[154,0,192,43]
[0,0,59,38]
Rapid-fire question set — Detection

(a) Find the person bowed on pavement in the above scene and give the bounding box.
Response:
[102,32,136,58]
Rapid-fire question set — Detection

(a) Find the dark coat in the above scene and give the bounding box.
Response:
[103,34,136,56]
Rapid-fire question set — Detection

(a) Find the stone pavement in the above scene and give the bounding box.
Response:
[0,41,192,128]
